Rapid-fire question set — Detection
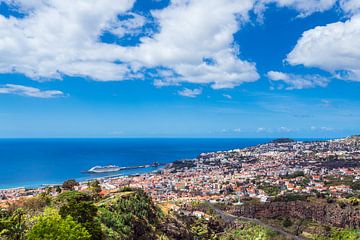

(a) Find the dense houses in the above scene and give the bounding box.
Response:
[1,136,359,207]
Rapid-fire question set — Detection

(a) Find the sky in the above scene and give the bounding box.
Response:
[0,0,359,138]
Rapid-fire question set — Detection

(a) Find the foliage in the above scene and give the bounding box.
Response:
[87,180,101,198]
[190,218,217,240]
[282,217,292,228]
[273,193,308,202]
[21,194,51,213]
[171,160,196,170]
[0,208,27,240]
[27,208,90,240]
[220,223,278,240]
[283,171,305,179]
[62,179,80,190]
[313,228,360,240]
[58,191,102,240]
[56,186,62,193]
[324,176,354,187]
[98,188,161,240]
[258,183,281,196]
[350,181,360,191]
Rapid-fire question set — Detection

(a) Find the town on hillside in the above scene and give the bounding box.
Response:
[1,136,359,207]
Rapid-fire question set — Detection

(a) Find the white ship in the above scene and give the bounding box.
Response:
[87,165,122,173]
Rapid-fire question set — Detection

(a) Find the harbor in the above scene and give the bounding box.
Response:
[84,162,164,174]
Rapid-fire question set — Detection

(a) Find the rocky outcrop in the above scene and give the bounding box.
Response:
[227,201,360,228]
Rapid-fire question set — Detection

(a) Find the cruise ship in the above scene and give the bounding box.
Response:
[87,165,122,173]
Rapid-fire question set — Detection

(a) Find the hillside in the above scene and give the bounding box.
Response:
[0,186,359,240]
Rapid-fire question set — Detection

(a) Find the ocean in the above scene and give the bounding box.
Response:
[0,138,318,189]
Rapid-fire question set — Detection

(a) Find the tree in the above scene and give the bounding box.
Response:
[62,179,79,191]
[58,191,102,240]
[0,208,27,240]
[87,180,101,198]
[99,188,161,239]
[27,208,90,240]
[282,217,293,228]
[56,186,62,194]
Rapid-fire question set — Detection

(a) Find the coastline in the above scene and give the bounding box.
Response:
[0,165,165,191]
[0,138,331,191]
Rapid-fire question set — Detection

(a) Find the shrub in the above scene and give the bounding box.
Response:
[27,208,90,240]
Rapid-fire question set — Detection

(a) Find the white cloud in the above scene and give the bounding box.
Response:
[223,94,232,99]
[107,12,146,38]
[233,128,241,132]
[0,0,135,80]
[255,0,337,19]
[310,126,335,131]
[340,0,360,15]
[0,84,64,98]
[120,0,260,89]
[1,0,359,91]
[267,71,329,89]
[320,99,332,107]
[287,14,360,81]
[0,0,260,89]
[279,126,292,132]
[257,127,266,132]
[178,88,202,98]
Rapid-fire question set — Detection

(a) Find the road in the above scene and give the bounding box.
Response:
[209,204,307,240]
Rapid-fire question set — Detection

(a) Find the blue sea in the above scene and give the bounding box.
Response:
[0,138,320,189]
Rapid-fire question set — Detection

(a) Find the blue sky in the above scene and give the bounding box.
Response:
[0,0,359,138]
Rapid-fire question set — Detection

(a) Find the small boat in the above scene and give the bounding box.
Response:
[87,165,122,173]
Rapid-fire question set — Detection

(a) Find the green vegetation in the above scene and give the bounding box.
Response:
[258,183,281,196]
[88,180,102,198]
[58,191,102,239]
[220,222,279,240]
[170,160,196,170]
[273,193,308,202]
[283,171,305,179]
[312,228,360,240]
[27,208,90,240]
[0,208,27,240]
[282,217,292,228]
[0,180,358,240]
[62,179,80,191]
[0,184,164,240]
[98,188,162,239]
[190,218,217,240]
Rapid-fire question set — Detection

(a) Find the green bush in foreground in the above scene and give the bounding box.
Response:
[27,208,90,240]
[0,208,27,240]
[58,191,103,240]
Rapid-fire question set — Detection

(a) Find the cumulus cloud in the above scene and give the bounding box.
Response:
[0,84,64,98]
[120,0,259,89]
[340,0,360,15]
[267,71,329,89]
[255,0,337,18]
[0,0,135,80]
[177,88,202,98]
[107,12,146,38]
[287,13,360,81]
[0,0,359,91]
[0,0,260,89]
